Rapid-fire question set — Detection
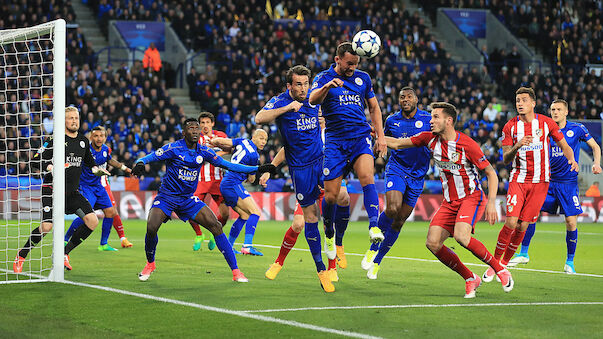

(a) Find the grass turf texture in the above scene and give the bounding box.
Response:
[1,220,602,338]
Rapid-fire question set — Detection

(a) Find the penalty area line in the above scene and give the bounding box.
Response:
[62,280,382,339]
[243,301,603,314]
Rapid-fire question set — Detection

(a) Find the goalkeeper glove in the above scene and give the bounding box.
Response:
[132,162,146,176]
[256,163,277,177]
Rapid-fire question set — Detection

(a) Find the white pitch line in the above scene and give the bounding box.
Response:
[248,243,603,278]
[243,302,603,314]
[62,280,382,339]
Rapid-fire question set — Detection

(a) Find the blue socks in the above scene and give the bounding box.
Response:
[145,233,158,263]
[362,184,379,229]
[566,229,578,262]
[244,214,260,246]
[334,204,350,246]
[304,222,326,272]
[374,227,400,265]
[215,233,238,270]
[100,217,114,245]
[228,217,246,246]
[322,197,336,239]
[371,212,393,251]
[65,217,84,242]
[519,223,536,255]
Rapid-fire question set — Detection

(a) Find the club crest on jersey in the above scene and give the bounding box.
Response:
[387,181,393,188]
[415,121,423,128]
[450,151,460,163]
[43,206,50,212]
[297,193,304,200]
[535,129,543,137]
[196,155,203,164]
[355,77,363,86]
[156,148,164,156]
[103,151,107,157]
[566,130,574,137]
[80,141,86,148]
[153,201,160,205]
[508,205,513,212]
[323,168,330,176]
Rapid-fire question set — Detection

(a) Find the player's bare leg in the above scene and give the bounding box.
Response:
[194,205,247,282]
[139,208,168,281]
[353,154,383,243]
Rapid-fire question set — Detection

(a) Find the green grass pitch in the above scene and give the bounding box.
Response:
[1,220,602,338]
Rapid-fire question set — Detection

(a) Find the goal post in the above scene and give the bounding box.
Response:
[0,19,66,283]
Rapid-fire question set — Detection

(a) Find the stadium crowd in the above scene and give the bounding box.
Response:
[1,0,602,195]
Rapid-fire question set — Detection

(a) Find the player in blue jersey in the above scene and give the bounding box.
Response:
[309,42,387,250]
[131,118,275,282]
[209,129,268,256]
[508,99,601,273]
[64,126,132,252]
[360,87,432,279]
[255,65,336,292]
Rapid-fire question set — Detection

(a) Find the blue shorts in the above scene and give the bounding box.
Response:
[323,135,373,181]
[79,184,113,210]
[541,181,583,217]
[151,193,207,222]
[290,157,323,207]
[384,171,424,208]
[220,183,251,208]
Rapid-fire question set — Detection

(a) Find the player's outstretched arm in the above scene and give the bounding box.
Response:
[483,165,499,225]
[367,97,387,157]
[209,137,233,152]
[108,158,132,175]
[91,166,111,177]
[586,138,602,174]
[256,102,302,124]
[260,147,286,187]
[309,78,343,105]
[385,136,415,149]
[557,138,579,172]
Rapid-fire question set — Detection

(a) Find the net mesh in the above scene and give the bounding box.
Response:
[1,23,57,282]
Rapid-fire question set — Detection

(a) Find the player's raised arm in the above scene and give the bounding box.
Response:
[586,138,602,174]
[209,137,234,152]
[483,165,499,225]
[367,97,387,157]
[308,78,343,105]
[259,146,286,187]
[131,144,173,176]
[255,100,302,124]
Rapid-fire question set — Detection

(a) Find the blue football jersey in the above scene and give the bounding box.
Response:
[80,144,112,187]
[550,121,591,183]
[140,139,221,196]
[264,90,323,167]
[222,138,259,186]
[385,109,432,179]
[310,64,375,140]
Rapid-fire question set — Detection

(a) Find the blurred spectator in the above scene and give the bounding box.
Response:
[585,182,600,197]
[143,43,162,78]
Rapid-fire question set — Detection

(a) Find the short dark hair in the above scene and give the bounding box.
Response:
[184,118,199,127]
[198,111,214,123]
[336,42,356,58]
[285,65,311,84]
[551,99,568,109]
[399,86,417,97]
[91,126,106,133]
[430,102,458,123]
[516,87,536,101]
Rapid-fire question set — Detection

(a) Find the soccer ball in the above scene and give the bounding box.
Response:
[352,30,381,58]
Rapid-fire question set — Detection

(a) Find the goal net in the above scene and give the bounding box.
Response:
[0,19,66,283]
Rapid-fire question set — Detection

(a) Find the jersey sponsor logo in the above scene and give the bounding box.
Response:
[296,116,318,131]
[435,159,462,171]
[566,130,574,137]
[80,141,86,148]
[156,148,164,156]
[355,77,363,86]
[338,94,362,106]
[519,143,544,152]
[415,120,423,128]
[551,146,563,157]
[196,155,203,164]
[178,168,199,182]
[297,193,304,200]
[66,154,83,168]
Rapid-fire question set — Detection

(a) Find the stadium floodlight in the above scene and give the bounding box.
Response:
[0,19,66,284]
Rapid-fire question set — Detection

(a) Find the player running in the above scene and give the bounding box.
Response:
[189,112,229,251]
[482,88,578,282]
[362,87,432,279]
[210,129,268,256]
[309,42,387,249]
[386,102,513,298]
[64,126,132,252]
[14,107,110,273]
[132,118,275,282]
[508,99,601,273]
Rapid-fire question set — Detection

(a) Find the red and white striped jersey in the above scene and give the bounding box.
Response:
[501,114,563,183]
[198,130,228,183]
[411,131,490,202]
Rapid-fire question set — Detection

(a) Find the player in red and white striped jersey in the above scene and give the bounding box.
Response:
[188,112,230,251]
[482,87,578,282]
[387,102,513,298]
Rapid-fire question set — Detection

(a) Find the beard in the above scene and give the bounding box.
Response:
[66,125,79,133]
